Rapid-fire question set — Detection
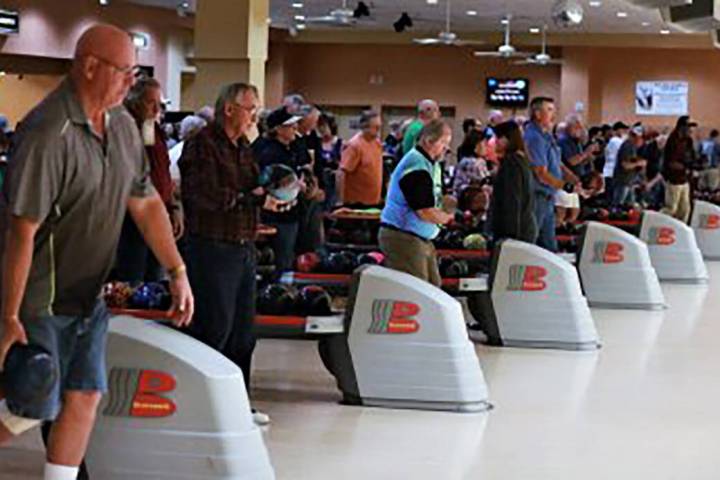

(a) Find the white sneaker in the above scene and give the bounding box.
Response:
[252,409,271,426]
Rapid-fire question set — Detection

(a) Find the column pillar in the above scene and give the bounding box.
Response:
[192,0,269,110]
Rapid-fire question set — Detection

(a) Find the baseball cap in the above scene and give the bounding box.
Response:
[266,107,302,130]
[612,121,630,131]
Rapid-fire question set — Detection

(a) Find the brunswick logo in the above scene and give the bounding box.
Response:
[699,214,720,230]
[507,265,547,292]
[104,369,177,418]
[648,226,676,246]
[369,300,421,334]
[592,241,624,264]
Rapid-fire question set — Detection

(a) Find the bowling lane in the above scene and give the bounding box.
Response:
[251,263,720,480]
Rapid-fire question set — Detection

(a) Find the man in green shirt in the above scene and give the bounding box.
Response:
[401,99,440,156]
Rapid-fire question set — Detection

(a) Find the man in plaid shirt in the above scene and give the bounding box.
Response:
[179,82,270,425]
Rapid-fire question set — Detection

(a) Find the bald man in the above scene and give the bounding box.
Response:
[401,99,440,156]
[0,24,194,480]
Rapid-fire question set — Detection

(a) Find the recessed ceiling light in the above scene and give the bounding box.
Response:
[296,23,306,30]
[99,0,109,5]
[501,18,509,25]
[660,28,670,35]
[292,2,304,8]
[466,10,478,16]
[641,21,650,27]
[616,11,628,18]
[294,15,305,21]
[589,1,601,7]
[529,27,541,34]
[427,0,438,4]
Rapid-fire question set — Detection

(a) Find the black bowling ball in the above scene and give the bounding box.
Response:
[296,285,333,316]
[257,284,298,316]
[323,251,358,274]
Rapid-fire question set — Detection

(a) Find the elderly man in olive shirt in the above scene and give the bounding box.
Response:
[0,25,193,480]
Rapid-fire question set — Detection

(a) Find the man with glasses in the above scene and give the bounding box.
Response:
[380,119,454,287]
[179,83,271,426]
[0,24,193,480]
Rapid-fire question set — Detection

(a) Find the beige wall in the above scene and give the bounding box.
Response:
[267,42,560,150]
[561,46,720,129]
[0,73,64,127]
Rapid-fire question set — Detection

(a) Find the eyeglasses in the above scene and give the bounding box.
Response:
[90,55,140,78]
[232,102,259,115]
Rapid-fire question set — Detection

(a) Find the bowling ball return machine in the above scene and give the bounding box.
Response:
[639,210,708,283]
[256,265,491,413]
[690,200,720,261]
[85,317,275,480]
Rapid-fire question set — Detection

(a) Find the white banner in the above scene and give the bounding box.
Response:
[635,81,688,116]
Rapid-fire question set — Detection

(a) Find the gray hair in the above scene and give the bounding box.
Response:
[124,76,161,122]
[418,119,451,145]
[359,110,380,129]
[564,113,583,127]
[179,115,207,140]
[214,83,258,127]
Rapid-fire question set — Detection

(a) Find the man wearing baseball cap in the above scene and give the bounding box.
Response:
[662,115,697,222]
[253,107,305,272]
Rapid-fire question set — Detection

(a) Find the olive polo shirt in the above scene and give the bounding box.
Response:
[0,79,155,319]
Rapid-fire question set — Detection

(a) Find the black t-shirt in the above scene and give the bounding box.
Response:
[639,141,662,180]
[399,146,436,211]
[614,140,639,185]
[400,171,435,211]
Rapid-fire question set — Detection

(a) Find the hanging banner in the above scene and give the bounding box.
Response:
[635,81,689,116]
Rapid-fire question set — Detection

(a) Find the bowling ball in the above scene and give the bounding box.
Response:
[367,251,385,265]
[322,251,357,274]
[296,285,333,317]
[440,258,470,278]
[128,283,165,310]
[356,252,382,267]
[257,284,298,316]
[103,282,134,309]
[296,252,321,273]
[443,230,466,250]
[463,233,487,251]
[628,208,642,223]
[597,208,610,221]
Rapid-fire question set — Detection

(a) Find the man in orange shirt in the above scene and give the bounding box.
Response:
[338,110,384,206]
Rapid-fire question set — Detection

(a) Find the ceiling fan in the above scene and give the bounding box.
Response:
[473,15,532,59]
[413,0,486,46]
[514,25,562,66]
[305,0,373,27]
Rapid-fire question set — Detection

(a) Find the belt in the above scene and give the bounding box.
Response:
[379,223,432,243]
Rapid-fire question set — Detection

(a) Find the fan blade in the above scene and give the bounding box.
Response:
[473,51,502,57]
[414,38,442,45]
[454,39,487,46]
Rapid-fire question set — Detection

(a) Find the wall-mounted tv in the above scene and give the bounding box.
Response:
[486,78,530,108]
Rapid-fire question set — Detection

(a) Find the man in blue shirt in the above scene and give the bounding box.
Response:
[524,97,579,252]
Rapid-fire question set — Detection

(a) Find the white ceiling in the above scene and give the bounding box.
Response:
[125,0,672,34]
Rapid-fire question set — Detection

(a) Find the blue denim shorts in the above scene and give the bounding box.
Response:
[9,301,110,420]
